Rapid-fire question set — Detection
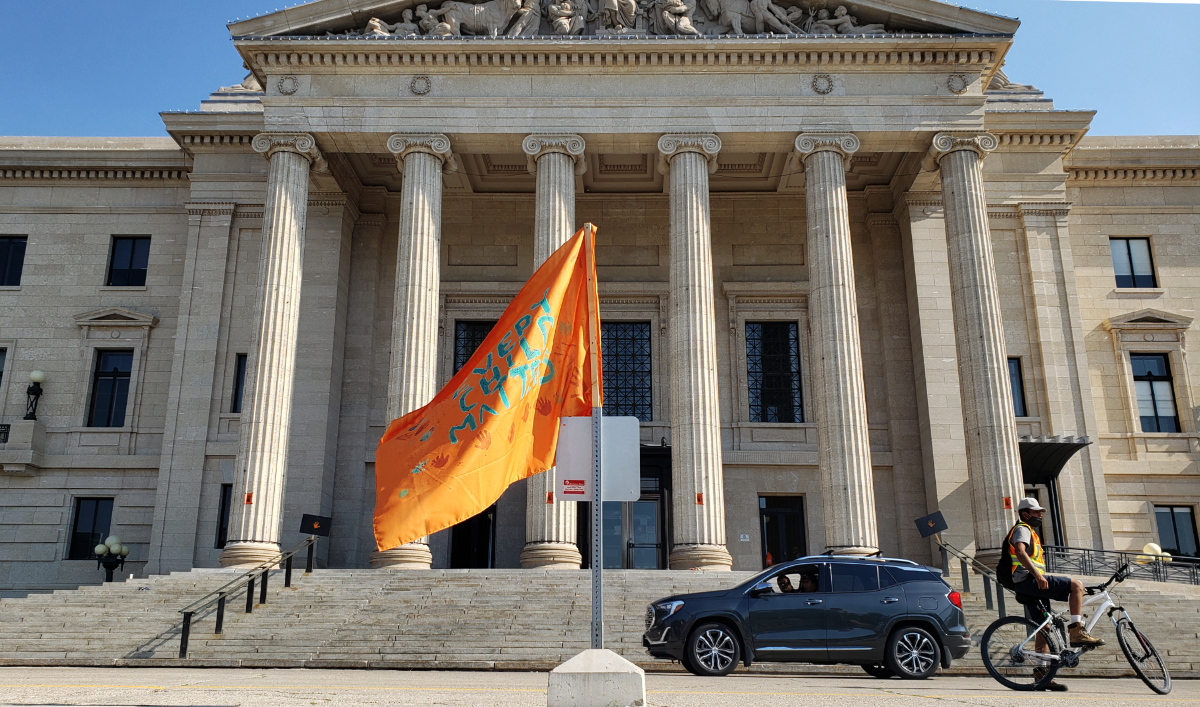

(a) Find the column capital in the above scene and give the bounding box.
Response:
[252,132,328,173]
[523,134,587,176]
[794,132,860,169]
[657,133,721,175]
[925,131,999,169]
[387,133,458,174]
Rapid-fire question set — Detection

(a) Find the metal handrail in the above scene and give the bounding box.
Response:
[933,537,1018,617]
[176,535,319,658]
[1044,544,1200,586]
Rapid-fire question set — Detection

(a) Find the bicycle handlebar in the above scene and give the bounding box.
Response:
[1088,563,1131,593]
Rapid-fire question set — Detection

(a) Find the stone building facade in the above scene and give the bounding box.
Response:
[1,0,1197,593]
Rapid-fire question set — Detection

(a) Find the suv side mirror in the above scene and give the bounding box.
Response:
[749,581,774,597]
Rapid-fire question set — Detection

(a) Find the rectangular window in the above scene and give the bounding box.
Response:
[87,350,134,427]
[230,354,248,414]
[0,347,6,388]
[454,321,497,374]
[106,236,151,287]
[759,496,807,568]
[601,321,652,421]
[1155,505,1198,558]
[1008,357,1028,417]
[1110,238,1157,289]
[0,236,27,286]
[746,321,803,423]
[68,498,114,560]
[1131,354,1180,433]
[215,484,233,549]
[830,562,881,593]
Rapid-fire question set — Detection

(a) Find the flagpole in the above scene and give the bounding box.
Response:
[582,223,603,650]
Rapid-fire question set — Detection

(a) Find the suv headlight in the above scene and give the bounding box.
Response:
[655,600,684,618]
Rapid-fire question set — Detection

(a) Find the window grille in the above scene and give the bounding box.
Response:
[746,321,802,423]
[454,321,497,373]
[601,322,652,421]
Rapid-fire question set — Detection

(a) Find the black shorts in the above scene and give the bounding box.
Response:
[1013,574,1072,603]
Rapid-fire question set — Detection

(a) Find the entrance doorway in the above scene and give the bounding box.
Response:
[449,504,496,568]
[578,446,671,569]
[759,495,807,568]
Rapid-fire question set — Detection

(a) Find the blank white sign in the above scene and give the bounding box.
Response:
[553,416,641,502]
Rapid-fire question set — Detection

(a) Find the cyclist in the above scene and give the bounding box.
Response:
[1006,497,1105,691]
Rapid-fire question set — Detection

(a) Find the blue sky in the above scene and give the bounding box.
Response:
[0,1,1197,136]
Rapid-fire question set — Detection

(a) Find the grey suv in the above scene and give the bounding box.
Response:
[642,556,971,678]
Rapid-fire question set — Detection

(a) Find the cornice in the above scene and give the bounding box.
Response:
[237,40,1002,76]
[185,202,237,217]
[992,132,1079,154]
[177,134,259,154]
[0,168,188,182]
[1067,168,1200,183]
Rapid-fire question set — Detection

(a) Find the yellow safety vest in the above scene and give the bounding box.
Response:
[1007,521,1046,575]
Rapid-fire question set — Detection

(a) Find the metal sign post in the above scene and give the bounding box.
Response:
[582,223,604,650]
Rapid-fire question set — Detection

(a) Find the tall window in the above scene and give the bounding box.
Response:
[601,321,652,421]
[0,236,27,286]
[0,348,6,388]
[454,321,497,373]
[746,321,802,423]
[230,354,248,413]
[1131,354,1179,433]
[1008,357,1028,417]
[1110,238,1156,289]
[1155,506,1198,558]
[215,484,233,549]
[106,236,151,286]
[87,350,134,427]
[68,498,114,560]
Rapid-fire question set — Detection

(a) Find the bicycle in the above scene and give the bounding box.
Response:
[980,563,1171,694]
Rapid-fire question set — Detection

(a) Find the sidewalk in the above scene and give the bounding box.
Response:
[0,667,1191,706]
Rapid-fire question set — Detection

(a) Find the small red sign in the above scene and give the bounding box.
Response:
[696,493,704,505]
[562,480,587,496]
[244,492,254,505]
[1003,497,1013,510]
[546,491,555,504]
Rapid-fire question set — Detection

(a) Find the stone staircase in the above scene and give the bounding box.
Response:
[0,567,1196,677]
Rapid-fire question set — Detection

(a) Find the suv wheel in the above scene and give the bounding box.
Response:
[862,663,895,679]
[685,622,740,677]
[886,627,939,680]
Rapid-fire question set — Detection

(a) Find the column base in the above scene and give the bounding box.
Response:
[669,544,733,571]
[219,541,281,568]
[370,542,433,569]
[823,545,880,556]
[520,542,582,569]
[973,547,1003,567]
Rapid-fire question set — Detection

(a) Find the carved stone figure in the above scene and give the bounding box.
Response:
[592,0,639,31]
[392,10,421,37]
[416,4,441,33]
[507,0,543,36]
[653,0,701,35]
[431,0,524,36]
[827,5,885,34]
[549,0,587,34]
[363,17,393,36]
[702,0,795,35]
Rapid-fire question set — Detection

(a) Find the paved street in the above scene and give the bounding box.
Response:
[0,668,1192,706]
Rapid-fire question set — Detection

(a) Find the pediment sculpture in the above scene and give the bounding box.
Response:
[323,0,917,38]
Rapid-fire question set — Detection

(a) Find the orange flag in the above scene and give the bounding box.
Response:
[374,225,603,552]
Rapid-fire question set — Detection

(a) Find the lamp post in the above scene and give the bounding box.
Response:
[94,535,129,582]
[24,370,45,421]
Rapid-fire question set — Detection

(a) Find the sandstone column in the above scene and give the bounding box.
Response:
[221,133,326,567]
[370,133,455,569]
[794,132,879,556]
[520,134,587,568]
[927,132,1023,561]
[658,134,732,571]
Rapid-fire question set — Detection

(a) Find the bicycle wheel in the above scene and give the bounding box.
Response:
[1115,616,1171,695]
[981,616,1064,691]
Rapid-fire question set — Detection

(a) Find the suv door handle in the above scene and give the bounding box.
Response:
[806,599,823,605]
[881,597,899,604]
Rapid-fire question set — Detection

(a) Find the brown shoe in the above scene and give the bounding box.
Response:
[1033,667,1068,691]
[1069,622,1106,648]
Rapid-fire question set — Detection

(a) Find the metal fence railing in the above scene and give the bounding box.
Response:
[1045,545,1200,586]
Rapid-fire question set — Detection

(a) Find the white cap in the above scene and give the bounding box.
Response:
[1017,497,1045,512]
